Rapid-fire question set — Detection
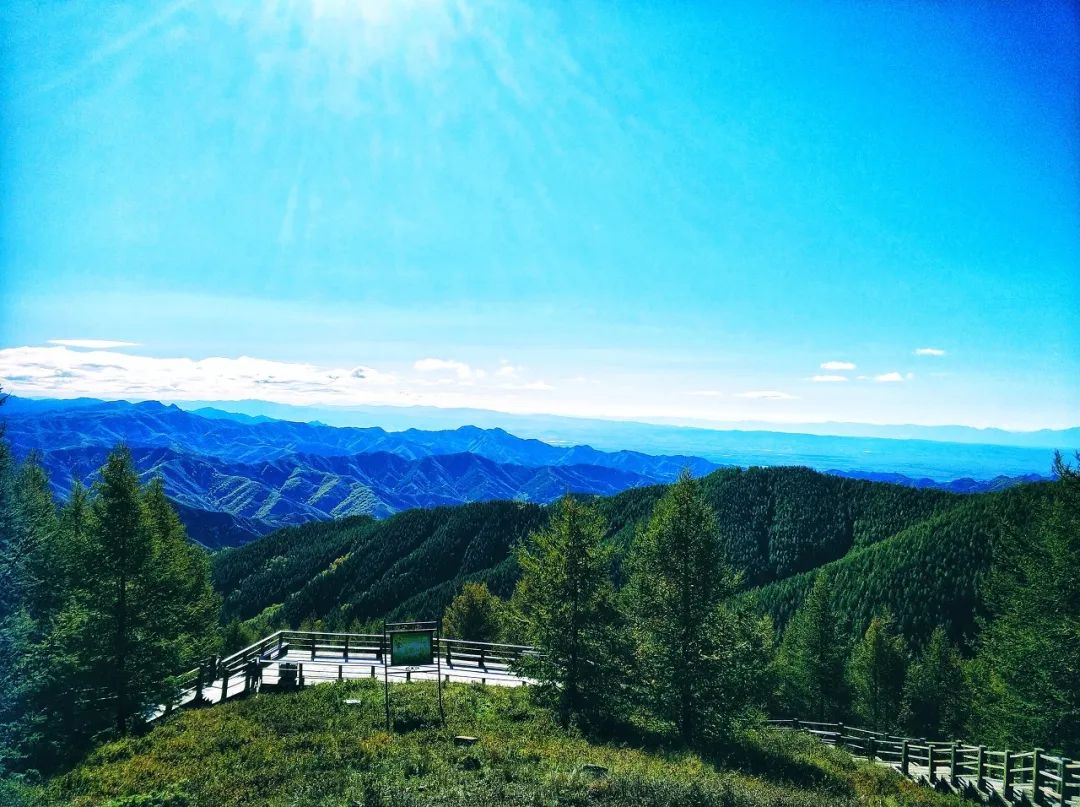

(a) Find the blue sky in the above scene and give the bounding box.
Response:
[1,0,1077,429]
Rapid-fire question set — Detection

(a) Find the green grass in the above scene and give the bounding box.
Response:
[11,682,976,807]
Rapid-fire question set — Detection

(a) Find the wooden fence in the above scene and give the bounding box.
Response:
[768,718,1079,806]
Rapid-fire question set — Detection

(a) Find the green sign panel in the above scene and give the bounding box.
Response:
[390,630,434,666]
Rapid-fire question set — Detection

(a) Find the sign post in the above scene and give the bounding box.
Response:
[383,620,443,731]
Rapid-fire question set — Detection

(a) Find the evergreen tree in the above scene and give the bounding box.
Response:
[624,470,767,744]
[0,399,27,771]
[776,572,847,720]
[139,478,221,708]
[510,495,618,727]
[848,613,907,731]
[442,581,503,642]
[5,446,222,763]
[85,446,149,733]
[900,626,968,739]
[969,452,1080,753]
[1,455,69,771]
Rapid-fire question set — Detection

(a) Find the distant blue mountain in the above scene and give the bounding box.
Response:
[3,397,715,476]
[2,397,716,546]
[2,396,1056,548]
[31,444,657,548]
[174,399,1080,452]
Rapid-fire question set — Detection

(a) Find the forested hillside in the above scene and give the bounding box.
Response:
[213,465,980,640]
[215,501,548,627]
[752,481,1056,645]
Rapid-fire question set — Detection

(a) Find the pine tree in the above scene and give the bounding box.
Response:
[139,478,221,708]
[848,613,907,730]
[510,495,618,727]
[85,446,148,734]
[72,449,220,737]
[900,626,968,739]
[442,582,503,642]
[776,572,847,721]
[624,470,766,744]
[0,403,26,771]
[2,455,67,770]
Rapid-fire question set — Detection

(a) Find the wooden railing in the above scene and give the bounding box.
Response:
[155,630,540,719]
[768,718,1079,806]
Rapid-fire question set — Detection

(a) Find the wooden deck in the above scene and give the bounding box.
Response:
[154,630,536,721]
[770,719,1079,807]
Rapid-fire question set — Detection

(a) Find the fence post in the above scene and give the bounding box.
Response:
[195,663,204,701]
[480,646,486,670]
[837,722,845,749]
[928,743,937,782]
[376,637,383,662]
[868,736,876,762]
[977,745,986,789]
[338,664,343,682]
[311,634,316,661]
[901,740,910,777]
[277,633,284,657]
[298,663,304,688]
[950,742,958,786]
[446,641,452,667]
[221,670,229,700]
[344,636,349,660]
[1003,749,1013,801]
[1058,758,1068,805]
[792,718,800,732]
[1032,749,1043,806]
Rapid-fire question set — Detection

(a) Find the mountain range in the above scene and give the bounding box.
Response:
[174,399,1080,453]
[1,397,715,546]
[2,396,1061,548]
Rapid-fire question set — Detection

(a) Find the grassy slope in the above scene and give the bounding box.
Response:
[16,682,975,807]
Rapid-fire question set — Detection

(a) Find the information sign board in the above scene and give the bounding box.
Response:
[390,630,433,666]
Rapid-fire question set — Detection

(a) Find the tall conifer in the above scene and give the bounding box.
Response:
[511,495,617,727]
[776,572,847,720]
[625,470,768,743]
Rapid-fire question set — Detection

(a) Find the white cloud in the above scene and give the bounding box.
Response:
[874,371,905,383]
[736,390,799,400]
[914,347,946,356]
[810,375,848,383]
[413,357,485,380]
[0,346,400,405]
[48,339,139,349]
[687,390,724,397]
[495,360,519,378]
[820,360,855,371]
[0,346,565,411]
[500,380,553,391]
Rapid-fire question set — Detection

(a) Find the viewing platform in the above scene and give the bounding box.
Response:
[155,630,537,720]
